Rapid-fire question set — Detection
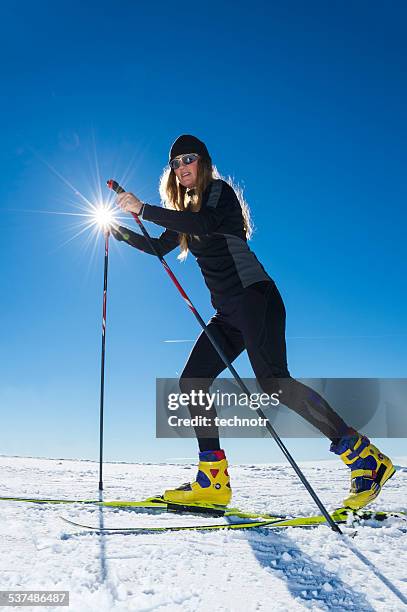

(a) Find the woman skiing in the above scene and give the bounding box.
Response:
[112,134,394,510]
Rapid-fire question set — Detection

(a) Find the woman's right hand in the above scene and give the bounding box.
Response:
[116,192,144,215]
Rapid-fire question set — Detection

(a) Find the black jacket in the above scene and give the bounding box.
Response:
[115,179,271,309]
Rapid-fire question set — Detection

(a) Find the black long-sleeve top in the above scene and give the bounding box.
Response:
[117,179,272,309]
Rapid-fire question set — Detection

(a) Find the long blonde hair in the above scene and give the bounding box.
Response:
[159,156,253,260]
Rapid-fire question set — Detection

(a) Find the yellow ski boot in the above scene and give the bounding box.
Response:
[331,432,395,510]
[164,450,232,507]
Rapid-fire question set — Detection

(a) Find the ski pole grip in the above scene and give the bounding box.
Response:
[107,179,125,194]
[107,178,142,225]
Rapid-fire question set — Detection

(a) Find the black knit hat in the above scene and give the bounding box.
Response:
[169,134,210,162]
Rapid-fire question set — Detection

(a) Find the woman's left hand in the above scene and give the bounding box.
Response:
[116,192,144,215]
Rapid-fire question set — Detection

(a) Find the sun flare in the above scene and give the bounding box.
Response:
[92,204,117,230]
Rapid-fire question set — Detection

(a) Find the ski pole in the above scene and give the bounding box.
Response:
[98,229,110,491]
[107,179,342,534]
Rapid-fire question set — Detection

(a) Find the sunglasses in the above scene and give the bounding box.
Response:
[169,153,199,170]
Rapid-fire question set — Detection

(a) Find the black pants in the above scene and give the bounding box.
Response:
[179,281,349,452]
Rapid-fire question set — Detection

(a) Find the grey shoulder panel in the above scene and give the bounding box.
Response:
[206,179,223,209]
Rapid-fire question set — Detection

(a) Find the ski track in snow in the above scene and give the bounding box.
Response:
[0,455,406,611]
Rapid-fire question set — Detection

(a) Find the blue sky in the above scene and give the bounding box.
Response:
[1,1,406,467]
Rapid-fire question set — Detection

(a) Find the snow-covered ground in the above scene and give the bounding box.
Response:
[0,455,406,611]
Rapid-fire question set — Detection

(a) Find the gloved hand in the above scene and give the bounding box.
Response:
[110,224,132,243]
